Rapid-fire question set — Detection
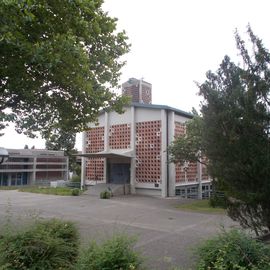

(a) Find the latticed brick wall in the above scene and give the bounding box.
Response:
[109,124,131,149]
[86,158,104,181]
[174,121,198,183]
[85,127,104,181]
[136,120,161,183]
[174,122,209,183]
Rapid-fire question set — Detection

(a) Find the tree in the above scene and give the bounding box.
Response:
[169,109,204,165]
[45,129,79,175]
[0,0,130,138]
[45,130,76,153]
[170,26,270,236]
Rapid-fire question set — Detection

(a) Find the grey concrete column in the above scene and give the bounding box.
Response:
[32,157,37,185]
[81,131,86,189]
[130,106,136,194]
[103,112,109,183]
[168,111,176,196]
[8,174,11,186]
[104,112,109,151]
[161,109,168,198]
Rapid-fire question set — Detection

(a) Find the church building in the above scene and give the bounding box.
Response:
[81,78,211,198]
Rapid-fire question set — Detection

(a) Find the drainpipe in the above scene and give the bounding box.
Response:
[166,110,169,197]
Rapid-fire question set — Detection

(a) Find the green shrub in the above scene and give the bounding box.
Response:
[209,191,227,208]
[71,175,81,183]
[76,234,143,270]
[72,188,80,196]
[0,219,79,270]
[100,190,111,199]
[196,229,270,270]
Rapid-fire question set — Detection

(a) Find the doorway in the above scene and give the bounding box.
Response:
[108,163,130,184]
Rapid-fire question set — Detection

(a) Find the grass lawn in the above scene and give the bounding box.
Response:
[0,186,20,190]
[18,186,81,196]
[175,199,226,214]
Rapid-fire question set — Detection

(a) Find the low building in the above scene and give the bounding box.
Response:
[81,78,211,198]
[0,149,68,186]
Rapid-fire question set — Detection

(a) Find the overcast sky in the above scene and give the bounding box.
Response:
[1,0,270,150]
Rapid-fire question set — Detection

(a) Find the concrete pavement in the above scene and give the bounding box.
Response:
[0,191,236,269]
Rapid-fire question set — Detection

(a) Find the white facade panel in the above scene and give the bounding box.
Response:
[174,114,190,123]
[108,107,132,125]
[88,113,105,128]
[135,108,161,122]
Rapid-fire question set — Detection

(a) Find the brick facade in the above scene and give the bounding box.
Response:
[174,121,198,183]
[135,120,161,183]
[109,124,131,149]
[85,127,105,181]
[82,101,210,197]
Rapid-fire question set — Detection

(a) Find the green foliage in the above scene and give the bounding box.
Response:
[19,186,78,196]
[175,199,225,214]
[72,188,80,196]
[76,235,143,270]
[196,229,270,270]
[169,112,204,165]
[169,26,270,235]
[44,129,80,175]
[198,26,270,234]
[71,175,81,183]
[209,192,227,209]
[0,0,130,137]
[0,219,79,270]
[45,129,76,152]
[100,190,111,199]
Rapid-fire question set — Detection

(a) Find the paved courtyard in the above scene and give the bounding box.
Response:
[0,191,236,269]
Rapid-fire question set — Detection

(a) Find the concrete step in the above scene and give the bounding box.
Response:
[84,183,130,196]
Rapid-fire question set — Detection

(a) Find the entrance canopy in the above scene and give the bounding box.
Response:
[77,150,134,159]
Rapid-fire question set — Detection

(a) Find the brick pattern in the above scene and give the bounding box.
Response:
[85,127,104,153]
[109,124,131,149]
[174,121,198,183]
[123,84,139,103]
[141,85,152,104]
[174,122,210,183]
[136,120,161,183]
[86,158,104,181]
[85,127,105,181]
[36,171,64,180]
[122,83,152,104]
[174,121,186,137]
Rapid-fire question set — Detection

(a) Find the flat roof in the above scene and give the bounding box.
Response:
[99,102,193,119]
[131,102,193,118]
[77,150,134,159]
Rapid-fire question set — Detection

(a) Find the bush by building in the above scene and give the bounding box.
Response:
[195,229,270,270]
[76,234,143,270]
[0,219,79,270]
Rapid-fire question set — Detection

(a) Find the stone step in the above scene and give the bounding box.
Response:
[84,183,130,196]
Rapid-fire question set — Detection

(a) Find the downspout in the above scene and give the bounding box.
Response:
[166,110,169,197]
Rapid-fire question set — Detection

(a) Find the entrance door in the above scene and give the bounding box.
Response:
[109,163,130,184]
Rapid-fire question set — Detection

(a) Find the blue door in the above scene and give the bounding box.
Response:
[109,163,130,184]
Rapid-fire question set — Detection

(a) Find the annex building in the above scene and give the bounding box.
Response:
[81,78,211,198]
[0,149,68,186]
